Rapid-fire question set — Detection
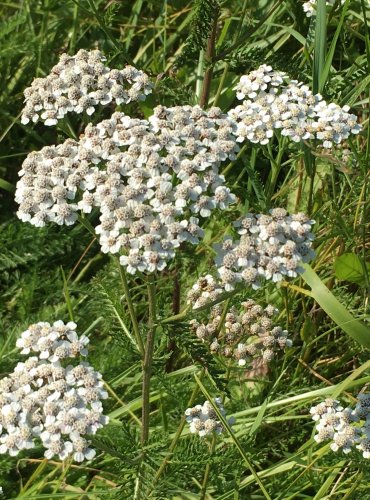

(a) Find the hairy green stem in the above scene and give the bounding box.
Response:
[216,298,230,336]
[221,144,248,176]
[199,10,218,108]
[200,434,217,500]
[160,306,191,324]
[196,49,205,103]
[36,0,49,77]
[69,1,79,54]
[165,270,181,372]
[117,260,145,357]
[141,277,157,447]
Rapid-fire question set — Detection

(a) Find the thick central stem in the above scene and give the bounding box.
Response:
[199,10,218,109]
[141,276,157,447]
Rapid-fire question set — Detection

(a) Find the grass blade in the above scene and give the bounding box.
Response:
[195,373,272,500]
[300,264,370,348]
[313,0,327,94]
[0,177,15,193]
[319,0,350,92]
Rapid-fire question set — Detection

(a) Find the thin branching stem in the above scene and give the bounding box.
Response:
[196,374,272,500]
[117,260,145,357]
[141,275,157,447]
[200,434,217,500]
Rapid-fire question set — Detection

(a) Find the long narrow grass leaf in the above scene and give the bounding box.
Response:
[300,264,370,348]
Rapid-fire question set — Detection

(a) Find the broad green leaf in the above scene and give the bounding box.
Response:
[300,316,316,343]
[334,253,369,286]
[312,461,347,499]
[235,375,370,418]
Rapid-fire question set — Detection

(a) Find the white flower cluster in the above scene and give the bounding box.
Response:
[21,49,153,126]
[185,398,234,437]
[230,64,361,148]
[16,105,238,274]
[303,0,343,18]
[0,321,108,462]
[189,296,292,366]
[310,395,370,458]
[214,208,315,291]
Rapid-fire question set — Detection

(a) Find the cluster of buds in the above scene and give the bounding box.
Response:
[230,65,361,148]
[188,290,292,367]
[185,398,234,437]
[214,208,315,291]
[0,321,108,462]
[21,49,153,126]
[310,395,370,458]
[186,274,225,310]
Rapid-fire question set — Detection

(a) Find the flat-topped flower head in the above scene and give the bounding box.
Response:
[310,393,370,458]
[354,393,370,419]
[16,321,87,361]
[235,65,286,100]
[16,106,238,274]
[187,274,225,309]
[357,436,370,459]
[0,321,108,462]
[21,49,153,126]
[185,398,234,437]
[231,65,361,148]
[213,209,315,291]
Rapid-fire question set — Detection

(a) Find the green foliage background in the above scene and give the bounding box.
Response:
[0,0,369,498]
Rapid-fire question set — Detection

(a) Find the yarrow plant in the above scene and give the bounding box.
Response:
[0,321,108,461]
[230,64,361,147]
[16,102,238,273]
[310,394,370,458]
[21,49,153,126]
[16,54,360,276]
[10,30,366,498]
[185,398,234,437]
[214,208,315,291]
